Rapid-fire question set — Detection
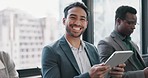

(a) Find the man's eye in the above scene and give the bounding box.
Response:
[81,19,85,20]
[70,17,76,19]
[81,18,86,21]
[127,21,136,25]
[127,21,132,24]
[125,20,136,25]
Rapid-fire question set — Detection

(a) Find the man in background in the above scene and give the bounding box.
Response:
[98,5,148,78]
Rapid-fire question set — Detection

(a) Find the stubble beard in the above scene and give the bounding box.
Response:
[66,26,85,38]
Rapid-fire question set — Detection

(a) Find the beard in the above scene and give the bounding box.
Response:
[66,25,85,38]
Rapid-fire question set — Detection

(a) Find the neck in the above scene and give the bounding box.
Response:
[66,35,81,48]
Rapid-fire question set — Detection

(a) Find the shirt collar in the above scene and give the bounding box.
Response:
[64,35,85,50]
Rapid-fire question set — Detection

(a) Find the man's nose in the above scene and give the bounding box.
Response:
[131,24,135,29]
[74,20,81,26]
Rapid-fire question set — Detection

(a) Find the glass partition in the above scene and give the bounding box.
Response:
[0,0,82,69]
[94,0,141,50]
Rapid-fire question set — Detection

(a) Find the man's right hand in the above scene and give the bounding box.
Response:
[144,67,148,78]
[89,63,110,78]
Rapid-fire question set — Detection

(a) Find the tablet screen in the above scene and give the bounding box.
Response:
[104,50,133,68]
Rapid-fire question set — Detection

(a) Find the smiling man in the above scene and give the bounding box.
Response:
[41,2,125,78]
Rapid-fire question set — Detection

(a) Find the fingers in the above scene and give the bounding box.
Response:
[89,64,110,78]
[112,66,124,72]
[109,66,124,78]
[118,63,126,68]
[93,63,110,71]
[93,64,110,74]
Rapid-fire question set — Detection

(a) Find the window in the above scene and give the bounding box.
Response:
[0,0,82,69]
[94,0,141,50]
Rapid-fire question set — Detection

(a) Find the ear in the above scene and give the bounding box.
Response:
[63,18,66,25]
[116,18,122,25]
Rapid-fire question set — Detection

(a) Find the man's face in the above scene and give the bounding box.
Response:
[63,7,88,38]
[117,12,137,36]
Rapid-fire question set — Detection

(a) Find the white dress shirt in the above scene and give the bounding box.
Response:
[65,38,91,73]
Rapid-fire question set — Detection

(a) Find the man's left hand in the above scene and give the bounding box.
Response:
[109,63,126,78]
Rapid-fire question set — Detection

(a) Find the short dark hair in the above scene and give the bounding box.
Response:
[115,5,137,20]
[64,2,89,18]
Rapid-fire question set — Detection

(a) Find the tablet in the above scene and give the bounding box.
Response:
[104,50,133,68]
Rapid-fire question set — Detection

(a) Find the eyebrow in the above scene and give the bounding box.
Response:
[125,19,137,23]
[70,14,87,19]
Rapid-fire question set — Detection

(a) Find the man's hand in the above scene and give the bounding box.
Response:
[109,63,126,78]
[89,63,110,78]
[144,67,148,78]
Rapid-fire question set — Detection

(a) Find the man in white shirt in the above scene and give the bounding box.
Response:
[41,2,125,78]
